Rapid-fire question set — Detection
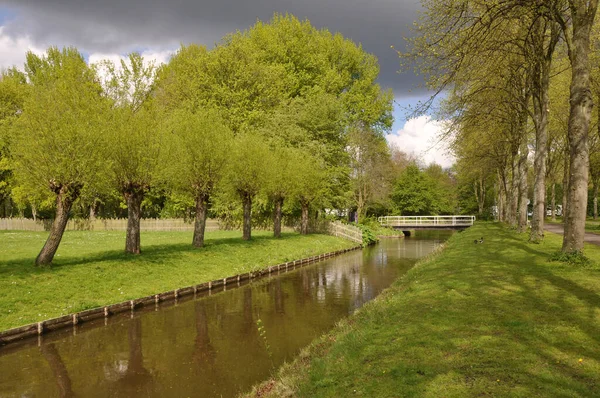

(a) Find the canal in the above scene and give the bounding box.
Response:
[0,231,451,397]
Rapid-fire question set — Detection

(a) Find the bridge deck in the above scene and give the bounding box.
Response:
[378,216,475,230]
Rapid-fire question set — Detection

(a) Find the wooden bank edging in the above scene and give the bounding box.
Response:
[0,244,363,347]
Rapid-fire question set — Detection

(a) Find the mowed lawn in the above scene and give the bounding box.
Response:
[250,223,600,397]
[0,230,355,331]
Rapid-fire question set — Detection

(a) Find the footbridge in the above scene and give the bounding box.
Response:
[378,216,476,231]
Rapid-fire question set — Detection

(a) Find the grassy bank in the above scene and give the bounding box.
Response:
[248,223,600,397]
[0,230,354,331]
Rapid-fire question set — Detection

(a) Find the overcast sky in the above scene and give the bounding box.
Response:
[0,0,454,167]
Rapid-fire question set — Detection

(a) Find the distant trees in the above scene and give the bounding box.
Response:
[391,163,456,216]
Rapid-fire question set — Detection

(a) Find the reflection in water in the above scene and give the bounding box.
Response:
[41,343,74,398]
[193,301,215,365]
[0,232,450,397]
[107,317,154,397]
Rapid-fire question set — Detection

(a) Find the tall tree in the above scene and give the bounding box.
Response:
[529,17,560,242]
[263,146,303,238]
[553,0,600,253]
[12,47,108,265]
[347,124,393,221]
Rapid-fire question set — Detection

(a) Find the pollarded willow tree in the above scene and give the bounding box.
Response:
[262,145,304,238]
[99,53,162,254]
[160,108,233,247]
[293,152,327,235]
[12,47,109,265]
[226,132,271,240]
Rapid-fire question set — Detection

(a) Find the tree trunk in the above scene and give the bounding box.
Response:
[193,193,209,248]
[562,13,596,253]
[124,188,144,254]
[300,200,309,235]
[89,200,96,220]
[273,197,283,238]
[497,169,506,222]
[562,146,569,221]
[36,184,79,266]
[594,181,598,220]
[551,183,557,221]
[479,178,486,215]
[508,156,519,227]
[242,193,252,241]
[356,187,365,222]
[530,52,551,242]
[518,135,529,233]
[32,204,37,222]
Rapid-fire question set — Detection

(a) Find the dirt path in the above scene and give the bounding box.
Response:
[544,223,600,246]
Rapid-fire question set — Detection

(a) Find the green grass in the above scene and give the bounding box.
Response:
[0,230,354,331]
[247,223,600,397]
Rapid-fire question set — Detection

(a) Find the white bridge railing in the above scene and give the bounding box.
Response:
[378,215,476,228]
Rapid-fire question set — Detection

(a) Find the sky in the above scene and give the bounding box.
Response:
[0,0,454,168]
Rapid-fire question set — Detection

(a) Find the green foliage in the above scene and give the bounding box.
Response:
[12,47,109,203]
[391,163,456,215]
[101,53,161,196]
[226,132,271,199]
[549,251,594,268]
[160,107,233,197]
[353,223,379,246]
[256,318,272,358]
[359,216,401,237]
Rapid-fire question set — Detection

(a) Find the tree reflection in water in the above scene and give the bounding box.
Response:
[105,317,154,396]
[41,343,74,398]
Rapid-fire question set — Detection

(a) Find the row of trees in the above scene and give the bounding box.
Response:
[404,0,600,254]
[0,14,397,266]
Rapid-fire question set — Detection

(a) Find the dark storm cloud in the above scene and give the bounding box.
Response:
[2,0,424,96]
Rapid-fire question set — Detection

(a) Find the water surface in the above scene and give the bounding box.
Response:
[0,232,450,397]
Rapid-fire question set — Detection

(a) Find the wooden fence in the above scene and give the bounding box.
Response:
[307,220,362,244]
[0,218,220,232]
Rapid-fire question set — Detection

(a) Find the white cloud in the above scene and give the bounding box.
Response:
[88,50,174,94]
[0,26,44,70]
[88,49,173,68]
[386,115,455,169]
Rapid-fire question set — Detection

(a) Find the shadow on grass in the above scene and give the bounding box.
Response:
[430,224,599,394]
[0,232,302,276]
[300,222,600,397]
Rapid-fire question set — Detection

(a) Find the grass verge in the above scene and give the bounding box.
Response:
[0,230,354,331]
[246,222,600,397]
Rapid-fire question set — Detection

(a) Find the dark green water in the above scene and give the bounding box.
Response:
[0,232,451,397]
